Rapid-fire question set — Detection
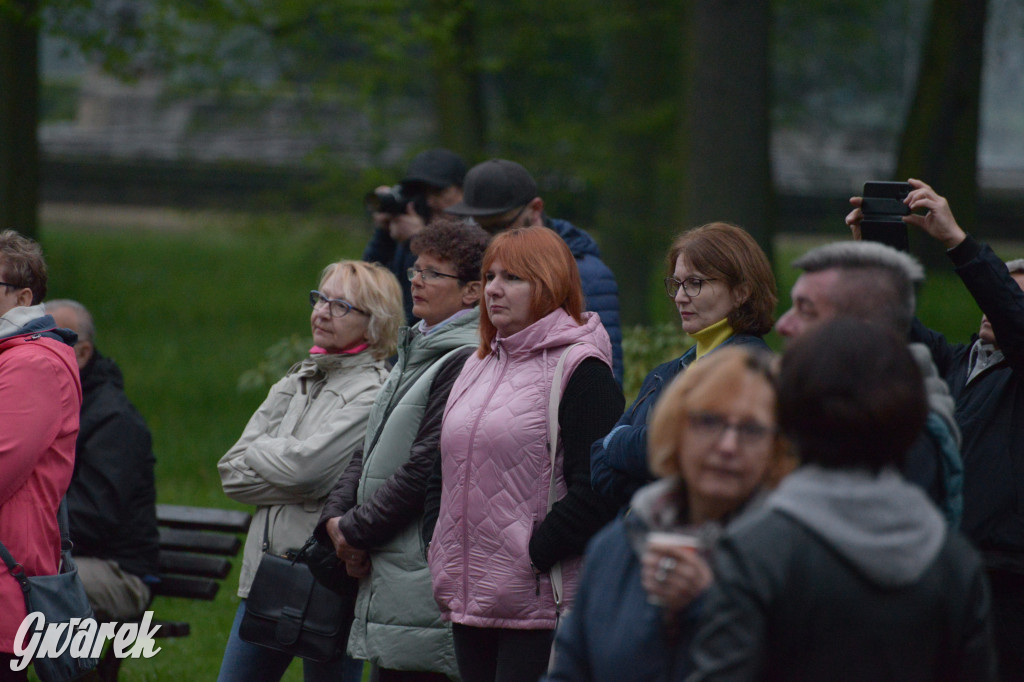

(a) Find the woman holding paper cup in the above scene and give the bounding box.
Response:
[545,346,790,682]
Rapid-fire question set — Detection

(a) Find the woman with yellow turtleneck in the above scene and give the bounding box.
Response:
[591,222,778,509]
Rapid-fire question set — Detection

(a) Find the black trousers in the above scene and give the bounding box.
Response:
[451,623,554,682]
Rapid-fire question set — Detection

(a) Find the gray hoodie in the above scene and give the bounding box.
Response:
[768,465,947,588]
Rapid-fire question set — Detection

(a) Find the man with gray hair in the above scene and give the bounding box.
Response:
[848,178,1024,680]
[46,299,159,622]
[775,238,963,528]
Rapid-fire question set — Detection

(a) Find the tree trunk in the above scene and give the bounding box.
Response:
[896,0,987,265]
[599,2,688,325]
[679,0,773,260]
[427,0,485,160]
[0,0,40,238]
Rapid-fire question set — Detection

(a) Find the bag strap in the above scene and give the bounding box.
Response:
[547,343,582,612]
[0,496,74,591]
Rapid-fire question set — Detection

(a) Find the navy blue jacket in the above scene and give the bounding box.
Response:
[544,217,623,383]
[543,510,700,682]
[911,236,1024,554]
[591,334,768,508]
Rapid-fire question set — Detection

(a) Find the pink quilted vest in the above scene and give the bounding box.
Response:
[429,308,612,629]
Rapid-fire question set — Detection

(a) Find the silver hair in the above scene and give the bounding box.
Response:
[1006,259,1024,275]
[792,240,925,283]
[45,298,96,344]
[791,241,925,336]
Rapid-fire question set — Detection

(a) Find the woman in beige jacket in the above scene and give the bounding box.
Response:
[217,260,403,682]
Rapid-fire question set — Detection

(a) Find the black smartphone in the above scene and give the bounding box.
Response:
[859,181,911,252]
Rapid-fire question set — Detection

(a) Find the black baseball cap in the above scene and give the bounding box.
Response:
[445,159,538,217]
[402,149,468,189]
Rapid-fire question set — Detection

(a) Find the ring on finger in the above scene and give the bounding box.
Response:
[654,556,677,583]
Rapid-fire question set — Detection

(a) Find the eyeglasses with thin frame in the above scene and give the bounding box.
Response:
[664,276,716,298]
[406,267,462,284]
[309,290,367,318]
[0,281,24,290]
[687,411,775,447]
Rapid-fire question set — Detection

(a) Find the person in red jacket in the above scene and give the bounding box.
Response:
[0,230,82,679]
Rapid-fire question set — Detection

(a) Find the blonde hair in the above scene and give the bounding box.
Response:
[648,347,791,486]
[319,261,403,360]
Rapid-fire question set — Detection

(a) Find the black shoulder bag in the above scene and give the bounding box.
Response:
[238,514,357,662]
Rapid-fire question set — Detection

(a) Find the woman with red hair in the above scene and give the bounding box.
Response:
[425,226,624,682]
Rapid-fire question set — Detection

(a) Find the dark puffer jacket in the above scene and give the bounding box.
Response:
[66,350,159,579]
[544,217,624,384]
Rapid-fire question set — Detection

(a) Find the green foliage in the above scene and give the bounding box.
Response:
[237,334,309,392]
[621,322,693,402]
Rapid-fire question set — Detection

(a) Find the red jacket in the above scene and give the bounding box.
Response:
[0,324,82,652]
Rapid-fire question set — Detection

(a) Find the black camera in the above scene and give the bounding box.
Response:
[860,181,912,252]
[363,184,430,220]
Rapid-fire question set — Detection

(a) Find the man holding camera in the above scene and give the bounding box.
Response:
[847,178,1024,680]
[363,148,468,323]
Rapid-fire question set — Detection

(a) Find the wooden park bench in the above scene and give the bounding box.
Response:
[98,503,252,681]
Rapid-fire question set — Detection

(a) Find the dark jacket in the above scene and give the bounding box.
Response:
[66,350,159,579]
[688,466,996,682]
[545,217,624,384]
[363,229,418,324]
[591,334,769,508]
[910,236,1024,553]
[544,479,708,682]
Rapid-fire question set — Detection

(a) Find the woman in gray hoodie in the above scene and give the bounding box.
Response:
[687,318,996,682]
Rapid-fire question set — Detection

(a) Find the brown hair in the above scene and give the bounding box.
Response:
[410,218,491,283]
[0,230,48,304]
[648,347,791,486]
[666,223,776,335]
[319,261,404,360]
[478,226,584,356]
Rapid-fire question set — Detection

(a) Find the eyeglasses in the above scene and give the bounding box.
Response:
[309,290,367,318]
[0,281,24,290]
[406,267,462,283]
[687,411,775,447]
[664,276,716,298]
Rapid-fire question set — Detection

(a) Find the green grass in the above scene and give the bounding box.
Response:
[35,209,1023,679]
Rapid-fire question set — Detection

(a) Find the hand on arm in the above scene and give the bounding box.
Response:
[326,517,370,577]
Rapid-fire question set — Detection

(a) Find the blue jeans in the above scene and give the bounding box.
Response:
[217,600,364,682]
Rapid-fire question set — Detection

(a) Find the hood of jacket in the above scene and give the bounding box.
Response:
[908,341,961,448]
[491,308,612,366]
[0,305,77,346]
[768,465,946,588]
[545,217,603,260]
